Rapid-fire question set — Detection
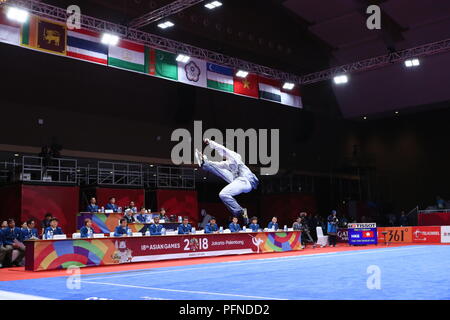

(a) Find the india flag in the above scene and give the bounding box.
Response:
[207,63,234,92]
[0,9,21,46]
[20,14,38,48]
[108,39,146,73]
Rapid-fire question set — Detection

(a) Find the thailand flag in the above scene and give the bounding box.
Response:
[67,28,108,65]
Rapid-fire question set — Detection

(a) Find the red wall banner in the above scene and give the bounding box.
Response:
[96,187,145,209]
[418,212,450,226]
[0,184,22,223]
[411,226,441,243]
[260,193,317,226]
[21,185,80,234]
[156,189,199,225]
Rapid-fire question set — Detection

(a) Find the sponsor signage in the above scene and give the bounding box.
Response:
[412,226,441,243]
[25,231,303,271]
[377,227,412,243]
[348,223,377,245]
[440,226,450,243]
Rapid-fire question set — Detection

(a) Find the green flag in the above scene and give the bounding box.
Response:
[155,49,178,80]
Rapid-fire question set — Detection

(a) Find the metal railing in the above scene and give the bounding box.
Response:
[0,156,196,189]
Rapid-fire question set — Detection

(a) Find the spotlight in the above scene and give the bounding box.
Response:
[101,33,119,45]
[7,7,29,23]
[333,75,348,84]
[157,21,174,29]
[395,111,399,114]
[235,70,248,78]
[282,82,295,90]
[363,116,367,120]
[205,1,222,9]
[176,54,190,63]
[14,153,19,157]
[405,58,420,67]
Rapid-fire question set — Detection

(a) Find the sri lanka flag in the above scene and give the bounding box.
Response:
[67,28,108,65]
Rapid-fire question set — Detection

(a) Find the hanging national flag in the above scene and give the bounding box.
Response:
[258,76,282,103]
[108,39,145,72]
[207,63,234,93]
[178,57,207,88]
[67,28,108,65]
[0,9,21,46]
[281,86,302,108]
[36,18,67,55]
[152,49,178,80]
[233,72,259,98]
[21,14,38,48]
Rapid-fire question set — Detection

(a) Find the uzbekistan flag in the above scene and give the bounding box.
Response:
[0,8,21,46]
[258,76,282,103]
[108,39,146,73]
[207,63,234,92]
[67,28,108,65]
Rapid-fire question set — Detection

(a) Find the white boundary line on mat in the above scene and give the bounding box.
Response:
[82,245,426,281]
[0,290,55,300]
[80,280,287,300]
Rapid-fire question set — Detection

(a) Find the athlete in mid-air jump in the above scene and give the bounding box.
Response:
[195,139,259,224]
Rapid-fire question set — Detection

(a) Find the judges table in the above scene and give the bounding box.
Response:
[76,212,181,233]
[24,231,302,271]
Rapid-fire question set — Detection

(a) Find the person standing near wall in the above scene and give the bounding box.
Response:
[327,210,339,247]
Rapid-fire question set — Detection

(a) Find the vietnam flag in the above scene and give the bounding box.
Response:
[233,73,259,98]
[362,231,374,238]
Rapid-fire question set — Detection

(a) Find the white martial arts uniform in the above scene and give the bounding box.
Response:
[201,140,259,216]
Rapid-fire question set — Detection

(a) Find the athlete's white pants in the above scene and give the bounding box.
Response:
[202,161,252,216]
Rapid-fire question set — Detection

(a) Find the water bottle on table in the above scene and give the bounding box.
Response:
[127,228,132,237]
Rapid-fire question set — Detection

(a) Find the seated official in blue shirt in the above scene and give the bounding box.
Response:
[86,197,99,213]
[4,219,25,266]
[114,218,130,237]
[178,217,192,235]
[134,207,148,223]
[248,216,260,232]
[80,218,95,238]
[149,216,164,235]
[229,217,241,233]
[44,218,64,238]
[0,228,13,268]
[105,197,118,212]
[267,217,279,230]
[204,217,219,234]
[22,219,39,240]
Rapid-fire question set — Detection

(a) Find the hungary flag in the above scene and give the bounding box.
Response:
[207,63,234,92]
[258,76,282,103]
[108,39,146,73]
[0,8,21,46]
